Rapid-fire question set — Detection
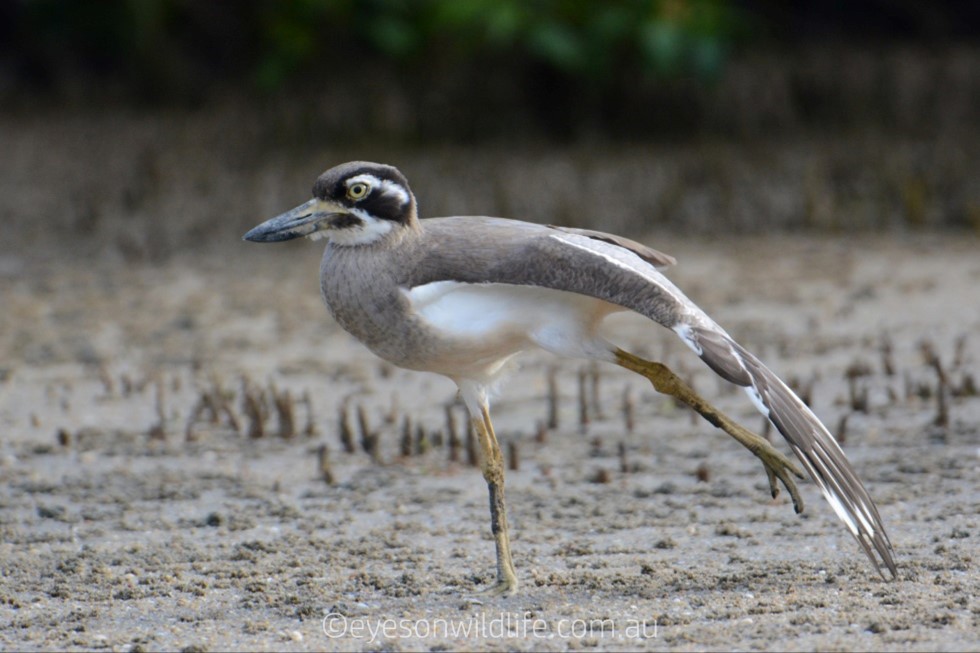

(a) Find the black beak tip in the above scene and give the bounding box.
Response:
[242,225,277,242]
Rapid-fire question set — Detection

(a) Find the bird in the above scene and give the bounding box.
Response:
[244,161,897,593]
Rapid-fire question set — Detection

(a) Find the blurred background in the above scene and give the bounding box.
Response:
[2,0,980,261]
[4,7,980,648]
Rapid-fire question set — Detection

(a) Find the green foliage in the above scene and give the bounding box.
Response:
[254,0,334,91]
[416,0,741,80]
[11,0,745,92]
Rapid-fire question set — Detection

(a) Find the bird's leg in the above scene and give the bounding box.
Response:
[471,403,519,595]
[614,348,807,513]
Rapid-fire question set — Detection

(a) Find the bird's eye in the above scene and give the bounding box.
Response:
[347,182,370,200]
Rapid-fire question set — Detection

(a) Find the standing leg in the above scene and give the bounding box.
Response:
[469,401,519,594]
[615,348,807,513]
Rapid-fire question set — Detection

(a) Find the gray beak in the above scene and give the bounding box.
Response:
[243,199,342,243]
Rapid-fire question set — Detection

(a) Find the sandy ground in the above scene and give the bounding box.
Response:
[0,233,978,651]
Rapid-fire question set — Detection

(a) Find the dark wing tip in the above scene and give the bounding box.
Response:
[685,324,897,579]
[767,377,897,579]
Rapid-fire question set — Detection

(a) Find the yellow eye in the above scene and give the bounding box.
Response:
[347,182,370,200]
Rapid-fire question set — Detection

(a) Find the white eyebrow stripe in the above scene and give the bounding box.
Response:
[345,173,381,188]
[379,179,410,205]
[346,174,410,206]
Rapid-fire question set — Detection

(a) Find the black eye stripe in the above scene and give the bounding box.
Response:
[332,214,364,229]
[312,165,413,223]
[361,193,407,222]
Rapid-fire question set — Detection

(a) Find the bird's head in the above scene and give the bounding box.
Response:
[243,161,417,246]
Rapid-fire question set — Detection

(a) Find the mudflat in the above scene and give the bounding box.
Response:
[1,233,977,651]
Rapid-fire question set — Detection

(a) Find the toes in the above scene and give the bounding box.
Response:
[477,580,519,596]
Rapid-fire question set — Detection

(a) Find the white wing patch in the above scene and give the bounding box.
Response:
[548,232,717,326]
[672,323,703,354]
[744,386,771,418]
[548,233,682,294]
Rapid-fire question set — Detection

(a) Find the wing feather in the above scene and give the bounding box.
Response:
[546,225,677,269]
[413,217,897,577]
[684,324,897,578]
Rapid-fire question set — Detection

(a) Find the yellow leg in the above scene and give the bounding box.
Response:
[471,404,519,595]
[615,348,807,513]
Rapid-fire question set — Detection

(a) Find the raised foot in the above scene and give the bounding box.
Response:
[736,425,807,514]
[614,349,807,513]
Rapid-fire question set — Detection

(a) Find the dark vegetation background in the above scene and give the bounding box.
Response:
[2,0,979,259]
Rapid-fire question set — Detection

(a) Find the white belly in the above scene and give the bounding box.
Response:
[403,281,622,382]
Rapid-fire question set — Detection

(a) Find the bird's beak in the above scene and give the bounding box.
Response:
[243,199,348,243]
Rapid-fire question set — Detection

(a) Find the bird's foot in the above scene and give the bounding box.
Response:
[476,574,519,597]
[747,430,807,514]
[614,349,807,513]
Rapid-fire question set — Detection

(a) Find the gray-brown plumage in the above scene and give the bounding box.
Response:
[244,161,897,591]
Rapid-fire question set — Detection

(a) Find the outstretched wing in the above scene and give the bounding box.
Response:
[412,217,897,578]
